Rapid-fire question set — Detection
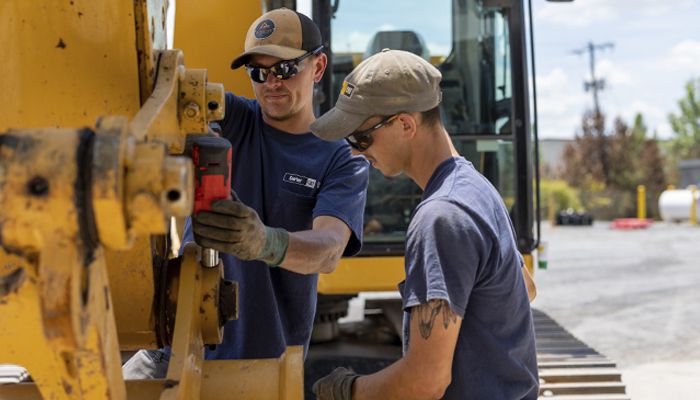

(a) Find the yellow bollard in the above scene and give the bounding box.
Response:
[690,185,698,226]
[637,185,646,220]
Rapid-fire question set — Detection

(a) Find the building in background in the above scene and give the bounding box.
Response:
[678,159,700,188]
[539,138,573,177]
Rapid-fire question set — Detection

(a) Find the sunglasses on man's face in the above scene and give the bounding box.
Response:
[245,45,324,84]
[345,114,399,152]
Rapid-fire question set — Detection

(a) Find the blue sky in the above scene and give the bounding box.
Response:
[532,0,700,139]
[320,0,700,139]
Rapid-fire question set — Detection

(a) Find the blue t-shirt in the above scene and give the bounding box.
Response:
[184,93,369,360]
[400,157,538,400]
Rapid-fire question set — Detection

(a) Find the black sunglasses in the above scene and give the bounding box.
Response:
[345,114,399,152]
[245,45,324,84]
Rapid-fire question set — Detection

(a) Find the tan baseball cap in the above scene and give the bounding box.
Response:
[230,8,323,69]
[311,49,442,141]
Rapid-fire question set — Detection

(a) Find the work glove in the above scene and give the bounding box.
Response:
[192,192,289,265]
[312,367,360,400]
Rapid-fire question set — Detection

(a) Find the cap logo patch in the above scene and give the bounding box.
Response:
[254,19,275,39]
[341,81,356,98]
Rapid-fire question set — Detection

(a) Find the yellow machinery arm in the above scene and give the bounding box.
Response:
[0,1,302,399]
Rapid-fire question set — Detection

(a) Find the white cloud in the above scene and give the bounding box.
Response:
[662,40,700,74]
[536,0,695,27]
[623,101,665,121]
[536,68,589,138]
[596,59,633,88]
[536,0,615,27]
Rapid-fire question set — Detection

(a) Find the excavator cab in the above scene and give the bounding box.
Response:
[315,0,535,259]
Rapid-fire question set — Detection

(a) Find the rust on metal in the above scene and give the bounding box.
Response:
[0,267,25,297]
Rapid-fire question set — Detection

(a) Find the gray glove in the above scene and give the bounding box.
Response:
[193,193,289,265]
[312,367,360,400]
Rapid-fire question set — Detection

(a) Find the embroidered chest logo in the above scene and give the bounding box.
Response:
[283,173,319,189]
[340,81,356,98]
[254,19,275,39]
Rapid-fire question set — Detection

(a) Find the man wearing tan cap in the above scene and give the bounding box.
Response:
[123,8,368,377]
[310,49,538,400]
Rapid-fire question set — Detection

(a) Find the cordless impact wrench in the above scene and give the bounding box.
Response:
[189,136,232,267]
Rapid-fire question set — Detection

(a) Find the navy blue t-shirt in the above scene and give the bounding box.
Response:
[400,157,538,400]
[184,93,368,360]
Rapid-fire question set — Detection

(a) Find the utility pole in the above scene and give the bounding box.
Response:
[573,41,614,117]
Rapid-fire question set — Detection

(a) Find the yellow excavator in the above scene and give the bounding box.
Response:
[0,1,302,399]
[0,0,628,399]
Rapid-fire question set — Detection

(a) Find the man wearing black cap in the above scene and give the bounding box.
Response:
[310,49,538,400]
[122,8,368,377]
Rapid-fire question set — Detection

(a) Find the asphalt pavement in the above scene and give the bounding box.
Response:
[532,221,700,400]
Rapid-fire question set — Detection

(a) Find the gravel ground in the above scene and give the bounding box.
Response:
[532,221,700,400]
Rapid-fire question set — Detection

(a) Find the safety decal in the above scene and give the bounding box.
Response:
[341,81,356,98]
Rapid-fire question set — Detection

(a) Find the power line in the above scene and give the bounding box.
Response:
[572,41,614,116]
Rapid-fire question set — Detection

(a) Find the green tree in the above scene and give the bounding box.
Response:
[562,111,667,219]
[668,77,700,160]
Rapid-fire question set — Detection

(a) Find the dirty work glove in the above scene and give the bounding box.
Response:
[312,367,360,400]
[193,193,289,266]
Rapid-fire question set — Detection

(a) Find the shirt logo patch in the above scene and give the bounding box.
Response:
[283,173,319,189]
[254,19,275,39]
[341,81,356,98]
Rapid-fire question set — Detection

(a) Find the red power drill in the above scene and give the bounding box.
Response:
[189,136,232,267]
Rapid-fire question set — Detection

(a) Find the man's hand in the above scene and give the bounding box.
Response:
[193,194,289,265]
[312,367,359,400]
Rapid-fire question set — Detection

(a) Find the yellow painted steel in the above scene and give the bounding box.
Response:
[0,0,141,130]
[318,257,406,294]
[321,253,537,301]
[0,347,304,400]
[199,347,304,400]
[133,0,169,104]
[0,129,126,399]
[174,0,262,99]
[637,185,647,220]
[161,244,205,400]
[106,240,160,350]
[2,1,324,399]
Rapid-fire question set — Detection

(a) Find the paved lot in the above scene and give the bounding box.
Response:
[532,221,700,400]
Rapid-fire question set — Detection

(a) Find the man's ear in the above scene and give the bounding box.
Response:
[313,52,328,83]
[399,113,419,140]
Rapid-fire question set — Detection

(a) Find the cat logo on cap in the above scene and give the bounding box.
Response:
[254,19,275,39]
[341,81,356,98]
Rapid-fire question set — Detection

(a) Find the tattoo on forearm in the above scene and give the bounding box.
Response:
[417,299,458,339]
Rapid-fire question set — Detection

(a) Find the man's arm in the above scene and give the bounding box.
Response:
[314,299,462,400]
[353,299,462,400]
[280,215,351,274]
[192,198,352,274]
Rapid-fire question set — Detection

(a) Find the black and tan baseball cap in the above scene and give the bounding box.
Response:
[310,49,442,142]
[230,8,322,70]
